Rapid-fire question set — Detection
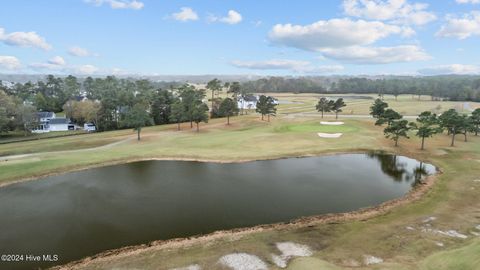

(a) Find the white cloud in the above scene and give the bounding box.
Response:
[231,59,344,73]
[342,0,436,25]
[209,10,243,24]
[456,0,480,4]
[418,64,480,75]
[231,59,311,71]
[436,11,480,39]
[172,7,199,22]
[0,27,51,50]
[320,45,431,64]
[0,56,21,70]
[268,18,414,51]
[29,56,66,71]
[48,56,66,66]
[68,46,92,57]
[85,0,144,10]
[75,64,100,75]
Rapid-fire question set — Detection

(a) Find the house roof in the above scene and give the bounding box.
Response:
[242,95,258,102]
[49,118,70,125]
[37,111,54,118]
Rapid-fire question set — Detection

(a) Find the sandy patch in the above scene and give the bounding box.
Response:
[422,216,437,223]
[435,242,444,247]
[271,254,286,268]
[317,133,342,138]
[272,242,313,268]
[422,228,468,239]
[476,225,480,230]
[470,231,480,236]
[218,253,267,270]
[406,226,415,231]
[320,121,344,125]
[171,264,201,270]
[363,255,383,265]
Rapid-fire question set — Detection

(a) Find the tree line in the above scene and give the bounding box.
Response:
[0,75,279,139]
[370,99,480,149]
[242,76,480,102]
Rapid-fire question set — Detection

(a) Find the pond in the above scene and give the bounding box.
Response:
[0,153,436,269]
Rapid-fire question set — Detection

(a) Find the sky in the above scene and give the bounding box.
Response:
[0,0,480,76]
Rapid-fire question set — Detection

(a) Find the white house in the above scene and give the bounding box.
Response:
[237,95,258,110]
[32,112,56,133]
[237,95,279,110]
[32,113,75,133]
[48,118,74,131]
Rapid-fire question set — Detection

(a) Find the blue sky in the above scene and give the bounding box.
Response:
[0,0,480,76]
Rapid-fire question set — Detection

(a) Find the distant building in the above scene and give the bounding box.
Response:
[33,112,56,133]
[32,112,75,133]
[84,123,96,132]
[48,118,74,131]
[237,95,278,110]
[237,95,258,110]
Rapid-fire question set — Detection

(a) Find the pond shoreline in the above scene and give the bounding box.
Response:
[0,148,387,188]
[33,151,441,270]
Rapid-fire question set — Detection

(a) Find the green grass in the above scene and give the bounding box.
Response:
[274,122,359,133]
[419,239,480,270]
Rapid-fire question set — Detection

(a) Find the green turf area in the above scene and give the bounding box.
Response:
[274,122,359,133]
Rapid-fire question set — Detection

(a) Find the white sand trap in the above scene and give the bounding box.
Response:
[318,133,342,138]
[171,264,201,270]
[476,225,480,230]
[272,242,313,268]
[320,121,344,125]
[363,255,383,265]
[219,253,268,270]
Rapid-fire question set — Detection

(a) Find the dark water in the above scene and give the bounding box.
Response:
[0,153,435,269]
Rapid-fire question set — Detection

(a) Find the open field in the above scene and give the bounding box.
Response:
[1,95,480,269]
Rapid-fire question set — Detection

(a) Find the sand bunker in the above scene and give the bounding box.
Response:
[271,242,313,268]
[219,253,268,270]
[318,133,343,138]
[320,121,344,125]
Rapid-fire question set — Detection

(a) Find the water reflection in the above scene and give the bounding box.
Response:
[366,152,435,185]
[0,154,436,270]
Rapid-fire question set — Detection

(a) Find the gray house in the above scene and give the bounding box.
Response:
[48,118,75,131]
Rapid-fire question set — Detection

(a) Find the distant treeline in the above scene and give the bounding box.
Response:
[242,76,480,101]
